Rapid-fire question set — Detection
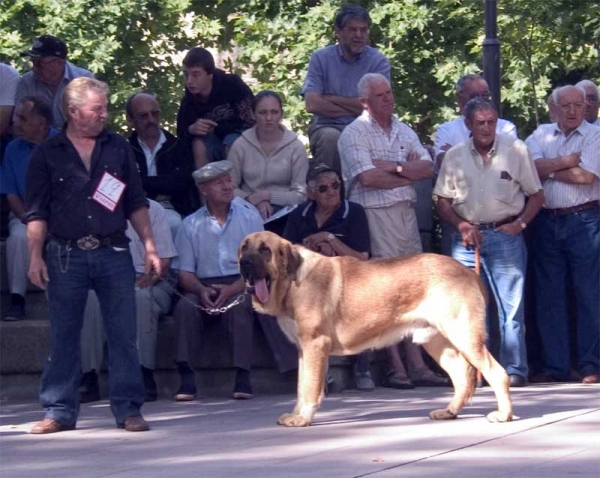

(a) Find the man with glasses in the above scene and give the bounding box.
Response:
[126,92,197,237]
[302,4,391,172]
[525,85,600,385]
[17,35,93,129]
[576,79,600,126]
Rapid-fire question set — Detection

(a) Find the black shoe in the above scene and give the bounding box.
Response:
[141,366,158,401]
[79,370,100,403]
[174,363,197,402]
[232,368,253,399]
[2,302,25,321]
[509,374,527,387]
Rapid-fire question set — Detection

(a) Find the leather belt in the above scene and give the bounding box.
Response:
[50,234,126,251]
[543,200,599,216]
[472,216,517,231]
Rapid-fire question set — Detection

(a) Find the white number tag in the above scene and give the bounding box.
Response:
[92,172,126,212]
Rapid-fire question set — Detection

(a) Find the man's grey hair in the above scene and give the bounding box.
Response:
[455,74,484,94]
[62,77,109,120]
[463,97,498,121]
[551,85,586,105]
[334,4,371,29]
[357,73,390,99]
[575,79,599,98]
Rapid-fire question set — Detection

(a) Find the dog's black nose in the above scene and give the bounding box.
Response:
[239,256,253,275]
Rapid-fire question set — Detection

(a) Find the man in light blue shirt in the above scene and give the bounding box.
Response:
[172,160,263,401]
[17,35,94,129]
[302,4,391,172]
[0,96,55,321]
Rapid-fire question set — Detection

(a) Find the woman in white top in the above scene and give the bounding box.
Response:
[229,90,309,225]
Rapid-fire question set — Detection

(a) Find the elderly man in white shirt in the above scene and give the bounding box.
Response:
[339,72,450,390]
[576,79,600,126]
[526,84,600,385]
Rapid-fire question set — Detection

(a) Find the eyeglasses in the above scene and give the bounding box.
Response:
[559,103,585,112]
[585,95,598,104]
[315,181,341,194]
[343,26,370,35]
[31,57,59,68]
[465,91,491,101]
[134,109,161,121]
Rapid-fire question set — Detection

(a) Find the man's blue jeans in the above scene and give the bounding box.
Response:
[451,230,528,378]
[533,207,600,379]
[41,241,144,426]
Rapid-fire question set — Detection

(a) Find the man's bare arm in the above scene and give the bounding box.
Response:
[534,153,580,179]
[372,158,433,182]
[27,219,49,289]
[6,194,24,218]
[129,206,163,277]
[358,168,413,190]
[0,105,14,136]
[553,167,597,185]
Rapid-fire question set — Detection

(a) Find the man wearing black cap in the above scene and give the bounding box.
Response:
[17,34,94,129]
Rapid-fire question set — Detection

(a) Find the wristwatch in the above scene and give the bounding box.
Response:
[517,217,527,230]
[326,233,336,242]
[548,172,555,180]
[396,162,404,174]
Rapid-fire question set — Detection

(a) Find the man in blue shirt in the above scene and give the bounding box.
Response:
[0,96,55,320]
[302,4,391,172]
[172,160,263,401]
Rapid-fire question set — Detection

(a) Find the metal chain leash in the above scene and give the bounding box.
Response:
[153,274,246,315]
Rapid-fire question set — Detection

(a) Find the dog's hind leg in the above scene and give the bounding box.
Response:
[464,348,512,423]
[422,333,477,420]
[277,335,330,427]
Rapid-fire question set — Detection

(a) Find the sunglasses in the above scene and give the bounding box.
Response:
[315,181,341,194]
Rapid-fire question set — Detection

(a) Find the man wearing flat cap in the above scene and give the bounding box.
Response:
[171,160,263,401]
[17,34,94,129]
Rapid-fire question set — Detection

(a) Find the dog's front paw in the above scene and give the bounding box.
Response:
[277,413,312,427]
[429,408,457,420]
[486,410,513,423]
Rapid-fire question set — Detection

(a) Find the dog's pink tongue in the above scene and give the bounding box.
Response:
[254,278,270,304]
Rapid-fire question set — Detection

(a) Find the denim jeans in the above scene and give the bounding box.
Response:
[533,207,600,378]
[41,241,144,426]
[451,230,528,377]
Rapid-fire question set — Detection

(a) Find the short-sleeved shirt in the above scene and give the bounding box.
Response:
[15,61,94,129]
[525,121,600,208]
[0,129,58,200]
[127,199,177,273]
[173,199,263,279]
[0,63,19,106]
[302,45,391,126]
[283,199,371,255]
[23,129,148,239]
[338,110,432,209]
[434,134,543,223]
[434,115,517,163]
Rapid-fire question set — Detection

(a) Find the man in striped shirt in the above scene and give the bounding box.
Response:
[525,84,600,385]
[339,73,449,389]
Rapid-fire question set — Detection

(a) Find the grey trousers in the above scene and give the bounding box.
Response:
[307,123,346,173]
[80,279,173,372]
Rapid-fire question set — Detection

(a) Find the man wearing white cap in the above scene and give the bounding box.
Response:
[172,160,263,401]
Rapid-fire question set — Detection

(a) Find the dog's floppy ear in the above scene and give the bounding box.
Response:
[281,242,303,280]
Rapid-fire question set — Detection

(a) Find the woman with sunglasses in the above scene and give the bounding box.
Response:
[283,161,373,391]
[229,90,308,233]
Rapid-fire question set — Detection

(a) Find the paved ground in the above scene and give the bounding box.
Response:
[1,384,598,478]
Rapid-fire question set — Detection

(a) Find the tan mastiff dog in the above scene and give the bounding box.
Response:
[238,231,512,427]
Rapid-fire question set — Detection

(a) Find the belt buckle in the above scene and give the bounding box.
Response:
[77,235,100,250]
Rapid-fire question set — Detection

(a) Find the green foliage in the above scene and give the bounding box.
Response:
[1,0,598,139]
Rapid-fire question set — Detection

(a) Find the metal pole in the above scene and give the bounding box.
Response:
[483,0,501,114]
